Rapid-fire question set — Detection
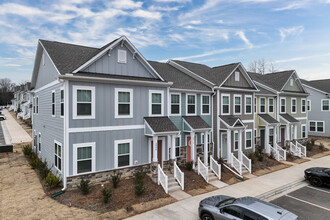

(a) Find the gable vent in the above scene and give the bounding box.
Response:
[235,71,240,81]
[118,49,127,63]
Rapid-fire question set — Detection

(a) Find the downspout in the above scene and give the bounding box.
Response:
[211,87,216,157]
[62,80,69,191]
[216,88,220,159]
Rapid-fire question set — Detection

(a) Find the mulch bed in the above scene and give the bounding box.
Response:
[307,145,330,158]
[250,153,292,176]
[220,166,244,185]
[53,177,172,213]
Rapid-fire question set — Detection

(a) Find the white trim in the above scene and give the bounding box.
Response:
[72,85,95,120]
[63,80,69,190]
[186,93,197,116]
[221,93,230,115]
[309,120,325,133]
[244,95,252,115]
[268,97,274,113]
[301,124,306,138]
[234,130,239,151]
[60,87,64,118]
[51,90,55,117]
[301,98,306,113]
[149,90,164,116]
[233,94,242,115]
[115,88,133,118]
[114,139,133,168]
[321,99,330,111]
[73,142,96,175]
[38,41,61,76]
[33,80,60,93]
[259,97,266,114]
[242,119,254,123]
[291,98,297,114]
[280,97,286,114]
[201,94,211,115]
[170,93,181,116]
[307,100,311,111]
[253,81,279,94]
[245,129,252,149]
[68,124,144,133]
[54,140,62,173]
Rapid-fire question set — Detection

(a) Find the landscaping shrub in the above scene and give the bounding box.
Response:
[77,179,91,195]
[311,138,316,146]
[101,186,113,203]
[306,140,313,151]
[254,150,264,162]
[22,144,33,157]
[45,172,62,188]
[319,143,325,150]
[185,161,193,171]
[133,170,145,196]
[247,152,256,164]
[38,159,51,179]
[29,153,41,169]
[111,171,122,188]
[287,152,294,160]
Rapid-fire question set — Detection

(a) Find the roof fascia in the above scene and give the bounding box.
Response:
[39,40,61,76]
[182,118,194,131]
[144,120,155,135]
[257,115,280,125]
[254,81,279,94]
[218,63,239,87]
[170,88,212,94]
[302,83,328,95]
[217,87,259,92]
[219,117,233,129]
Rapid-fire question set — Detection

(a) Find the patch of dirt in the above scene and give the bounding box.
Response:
[220,166,244,185]
[250,153,292,176]
[253,164,291,176]
[307,145,330,158]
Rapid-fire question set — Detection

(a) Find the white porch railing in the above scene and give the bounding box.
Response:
[275,143,287,161]
[174,161,184,190]
[269,144,280,161]
[290,142,301,157]
[231,153,242,175]
[241,152,252,173]
[198,157,208,182]
[210,156,221,179]
[296,141,306,157]
[158,164,168,194]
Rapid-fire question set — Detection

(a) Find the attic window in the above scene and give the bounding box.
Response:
[290,78,293,86]
[118,49,127,63]
[235,71,240,81]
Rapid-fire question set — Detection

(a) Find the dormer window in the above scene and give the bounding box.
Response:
[118,49,127,63]
[235,71,240,81]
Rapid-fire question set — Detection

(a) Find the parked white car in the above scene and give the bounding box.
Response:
[0,112,6,121]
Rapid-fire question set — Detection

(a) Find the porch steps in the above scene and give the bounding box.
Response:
[165,172,182,193]
[208,169,219,182]
[241,166,249,174]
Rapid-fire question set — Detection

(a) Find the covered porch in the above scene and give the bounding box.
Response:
[257,114,280,155]
[279,113,301,147]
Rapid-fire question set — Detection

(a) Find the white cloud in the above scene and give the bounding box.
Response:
[154,0,191,2]
[273,2,307,11]
[235,31,253,48]
[131,9,162,20]
[274,53,330,64]
[0,3,45,17]
[110,0,143,9]
[189,20,202,25]
[279,26,304,41]
[149,5,181,11]
[217,19,224,24]
[169,34,185,42]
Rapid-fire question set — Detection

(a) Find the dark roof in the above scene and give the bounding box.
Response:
[173,60,240,85]
[255,85,276,95]
[258,114,280,124]
[301,79,330,93]
[39,38,119,74]
[144,117,179,133]
[248,71,295,92]
[279,114,300,123]
[148,61,211,91]
[183,116,211,130]
[75,72,162,82]
[219,115,244,127]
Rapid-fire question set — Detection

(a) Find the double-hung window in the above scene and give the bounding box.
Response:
[170,94,180,115]
[268,98,274,113]
[54,141,62,171]
[73,86,95,119]
[234,131,239,150]
[322,99,330,111]
[36,97,39,114]
[52,91,55,117]
[234,95,241,114]
[245,130,252,149]
[317,122,324,132]
[175,136,181,157]
[221,94,230,115]
[301,99,306,113]
[260,97,266,113]
[307,100,311,111]
[245,96,252,114]
[309,121,316,132]
[202,95,210,115]
[60,89,64,117]
[150,90,163,116]
[38,133,41,152]
[115,88,133,118]
[33,97,35,114]
[269,128,274,145]
[301,124,306,138]
[280,98,286,113]
[291,98,296,113]
[254,97,256,113]
[187,94,196,115]
[73,142,95,175]
[115,139,132,168]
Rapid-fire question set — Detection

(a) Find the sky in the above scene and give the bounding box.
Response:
[1,0,330,84]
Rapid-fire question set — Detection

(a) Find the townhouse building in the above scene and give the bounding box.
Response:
[301,79,330,137]
[10,83,33,120]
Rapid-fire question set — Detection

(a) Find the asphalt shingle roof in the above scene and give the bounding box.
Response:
[144,117,179,133]
[183,116,211,130]
[301,79,330,93]
[280,113,300,123]
[255,84,276,95]
[75,72,162,82]
[219,115,244,127]
[148,61,211,91]
[258,114,280,124]
[248,71,295,92]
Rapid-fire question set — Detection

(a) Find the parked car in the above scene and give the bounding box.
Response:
[0,112,5,121]
[305,167,330,187]
[198,195,298,220]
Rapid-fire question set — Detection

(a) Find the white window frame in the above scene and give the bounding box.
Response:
[38,132,41,153]
[54,140,62,172]
[254,97,256,113]
[301,98,306,113]
[291,98,297,114]
[245,95,252,115]
[60,88,64,118]
[186,93,197,116]
[234,131,239,151]
[52,90,55,117]
[117,49,127,63]
[170,93,181,116]
[201,94,211,115]
[221,93,230,115]
[309,120,316,132]
[301,124,306,138]
[233,94,242,115]
[175,135,181,158]
[36,96,39,114]
[114,139,133,168]
[268,97,274,113]
[245,129,252,149]
[149,90,164,116]
[307,100,311,111]
[290,78,293,86]
[115,88,133,118]
[316,121,325,133]
[321,99,330,111]
[73,85,95,120]
[280,97,286,113]
[73,142,96,175]
[235,71,240,81]
[259,97,266,114]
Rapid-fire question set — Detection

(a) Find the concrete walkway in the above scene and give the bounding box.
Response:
[128,156,330,220]
[1,109,32,144]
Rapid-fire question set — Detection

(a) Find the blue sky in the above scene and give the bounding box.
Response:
[1,0,330,84]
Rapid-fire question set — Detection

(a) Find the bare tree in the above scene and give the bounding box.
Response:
[248,59,278,74]
[0,78,15,105]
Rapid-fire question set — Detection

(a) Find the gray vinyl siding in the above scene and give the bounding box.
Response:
[282,76,302,92]
[32,82,64,176]
[34,50,59,90]
[82,44,156,79]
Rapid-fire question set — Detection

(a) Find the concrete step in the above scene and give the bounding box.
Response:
[208,175,219,182]
[168,184,181,193]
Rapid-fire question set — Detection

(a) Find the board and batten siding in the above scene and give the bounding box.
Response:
[222,68,252,88]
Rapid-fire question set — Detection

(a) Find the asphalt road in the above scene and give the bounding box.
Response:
[271,185,330,220]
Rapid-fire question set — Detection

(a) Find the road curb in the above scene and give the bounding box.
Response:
[256,179,307,200]
[1,121,12,145]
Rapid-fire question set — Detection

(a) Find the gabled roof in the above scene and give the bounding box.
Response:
[255,85,277,96]
[279,114,300,124]
[182,116,211,130]
[219,115,245,128]
[258,114,280,125]
[248,71,295,91]
[301,79,330,94]
[144,117,179,133]
[148,61,212,91]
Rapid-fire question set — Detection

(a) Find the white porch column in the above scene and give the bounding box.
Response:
[167,135,171,161]
[273,125,277,148]
[191,131,195,168]
[171,135,176,160]
[286,124,290,142]
[204,131,208,166]
[294,125,297,140]
[238,130,243,162]
[227,130,231,165]
[265,125,270,155]
[152,135,158,163]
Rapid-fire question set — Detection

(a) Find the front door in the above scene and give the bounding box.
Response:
[281,127,285,147]
[186,136,191,162]
[260,129,265,149]
[151,140,163,166]
[221,133,227,159]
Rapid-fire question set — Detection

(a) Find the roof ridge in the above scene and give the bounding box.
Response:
[211,62,239,69]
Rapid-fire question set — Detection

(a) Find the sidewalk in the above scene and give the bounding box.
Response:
[128,155,330,220]
[2,109,32,144]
